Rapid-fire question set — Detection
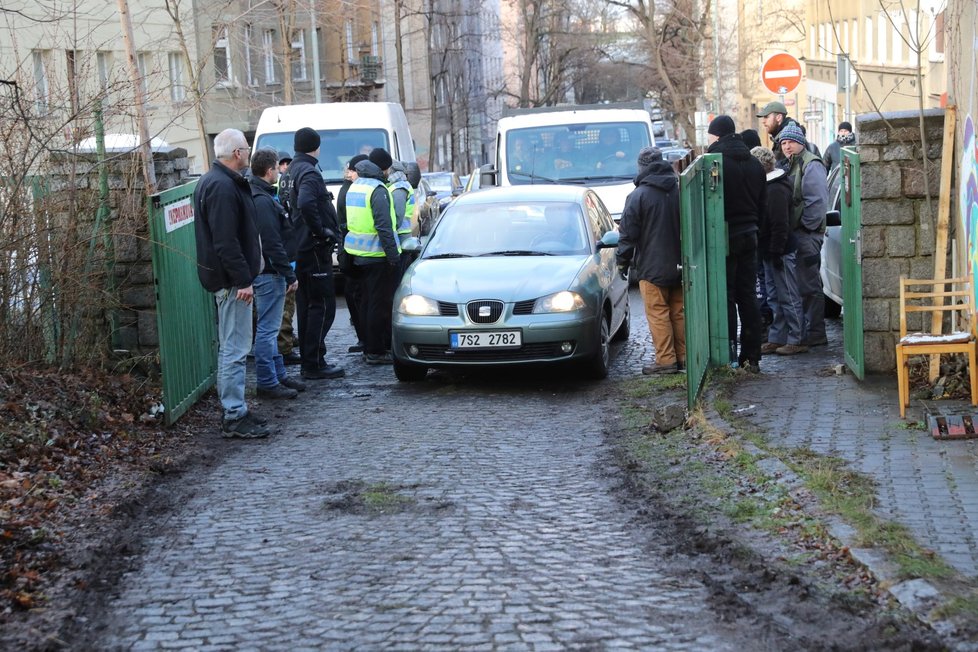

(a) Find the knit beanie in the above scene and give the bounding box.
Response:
[778,123,807,146]
[294,127,321,153]
[637,146,662,168]
[347,154,369,171]
[368,147,394,171]
[838,121,853,132]
[707,115,736,138]
[740,129,761,149]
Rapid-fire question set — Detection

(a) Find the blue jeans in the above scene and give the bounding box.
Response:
[254,274,287,388]
[215,287,253,421]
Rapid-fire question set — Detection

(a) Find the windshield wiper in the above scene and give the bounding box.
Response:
[508,170,558,183]
[479,250,554,256]
[426,253,472,259]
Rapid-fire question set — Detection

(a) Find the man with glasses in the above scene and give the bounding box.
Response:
[194,129,270,438]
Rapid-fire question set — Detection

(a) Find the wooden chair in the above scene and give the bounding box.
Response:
[895,276,978,418]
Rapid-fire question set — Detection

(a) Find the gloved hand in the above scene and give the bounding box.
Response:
[617,262,629,280]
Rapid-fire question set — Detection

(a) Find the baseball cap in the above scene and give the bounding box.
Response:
[756,101,788,117]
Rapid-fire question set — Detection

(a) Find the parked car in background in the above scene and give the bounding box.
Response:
[414,176,442,236]
[660,147,691,163]
[821,166,845,318]
[392,185,630,382]
[422,171,464,211]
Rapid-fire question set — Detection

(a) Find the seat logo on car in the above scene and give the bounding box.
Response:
[479,306,491,317]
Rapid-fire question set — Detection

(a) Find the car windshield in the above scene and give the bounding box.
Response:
[254,128,389,184]
[423,201,590,257]
[504,121,651,184]
[424,173,455,192]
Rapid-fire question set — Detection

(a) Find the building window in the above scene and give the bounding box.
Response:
[169,52,186,102]
[810,29,816,60]
[96,51,112,92]
[263,29,276,84]
[32,50,49,115]
[214,25,232,84]
[136,51,150,97]
[851,19,858,59]
[877,14,887,63]
[291,29,307,80]
[346,20,355,64]
[372,22,379,56]
[244,24,257,86]
[66,50,79,115]
[866,17,874,63]
[891,14,903,65]
[934,11,945,54]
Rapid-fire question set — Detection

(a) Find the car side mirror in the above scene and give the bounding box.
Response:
[597,231,620,249]
[825,209,841,228]
[478,163,497,187]
[427,190,438,198]
[400,236,422,253]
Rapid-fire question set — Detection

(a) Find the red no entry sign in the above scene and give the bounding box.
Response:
[761,53,802,95]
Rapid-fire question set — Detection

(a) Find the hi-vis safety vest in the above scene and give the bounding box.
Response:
[344,177,400,257]
[388,179,414,236]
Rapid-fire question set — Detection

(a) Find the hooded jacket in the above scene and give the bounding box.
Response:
[288,151,339,255]
[387,161,411,223]
[250,175,297,284]
[193,160,262,292]
[352,159,400,264]
[707,134,767,241]
[616,160,682,287]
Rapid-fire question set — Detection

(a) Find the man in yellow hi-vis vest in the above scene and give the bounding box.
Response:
[343,147,402,365]
[387,160,415,276]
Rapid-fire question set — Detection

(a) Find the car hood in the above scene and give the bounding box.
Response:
[404,255,591,302]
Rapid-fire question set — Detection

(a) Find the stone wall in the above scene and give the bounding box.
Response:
[856,109,947,373]
[47,147,192,363]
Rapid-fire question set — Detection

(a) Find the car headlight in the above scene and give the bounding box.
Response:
[398,294,441,316]
[533,291,585,314]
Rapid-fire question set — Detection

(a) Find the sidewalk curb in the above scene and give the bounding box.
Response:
[701,385,977,651]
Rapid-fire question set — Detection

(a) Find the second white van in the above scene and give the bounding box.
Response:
[253,101,416,196]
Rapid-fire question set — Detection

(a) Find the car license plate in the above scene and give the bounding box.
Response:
[450,330,521,349]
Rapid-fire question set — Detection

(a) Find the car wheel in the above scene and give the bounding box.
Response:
[824,294,842,318]
[393,357,428,382]
[584,316,611,380]
[611,299,630,342]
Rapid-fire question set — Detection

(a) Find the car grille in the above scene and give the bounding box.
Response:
[413,342,570,362]
[513,299,536,315]
[438,301,459,316]
[466,300,503,324]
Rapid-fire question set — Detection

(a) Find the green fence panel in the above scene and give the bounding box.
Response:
[841,147,864,379]
[681,154,728,409]
[148,180,216,425]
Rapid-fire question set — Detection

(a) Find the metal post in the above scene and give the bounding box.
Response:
[310,0,322,103]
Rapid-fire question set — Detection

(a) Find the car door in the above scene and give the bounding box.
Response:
[585,192,628,323]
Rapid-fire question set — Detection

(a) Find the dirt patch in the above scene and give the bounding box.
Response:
[599,375,951,651]
[321,480,454,516]
[0,366,223,651]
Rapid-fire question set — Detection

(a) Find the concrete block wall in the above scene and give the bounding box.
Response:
[47,148,191,361]
[855,109,949,373]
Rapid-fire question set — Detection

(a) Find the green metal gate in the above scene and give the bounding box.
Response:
[680,154,729,408]
[148,180,217,424]
[840,148,864,379]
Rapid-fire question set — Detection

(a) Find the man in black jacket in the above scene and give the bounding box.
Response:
[249,148,306,399]
[617,147,685,375]
[193,128,269,438]
[707,115,767,372]
[287,127,345,380]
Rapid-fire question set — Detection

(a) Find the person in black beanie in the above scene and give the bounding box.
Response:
[740,129,762,150]
[287,126,345,380]
[706,115,767,372]
[822,120,856,172]
[343,147,401,364]
[337,153,369,353]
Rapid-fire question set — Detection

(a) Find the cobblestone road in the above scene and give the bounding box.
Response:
[93,291,753,651]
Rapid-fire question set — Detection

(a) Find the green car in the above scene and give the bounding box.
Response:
[392,185,631,381]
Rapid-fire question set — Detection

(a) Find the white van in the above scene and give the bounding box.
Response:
[493,103,655,221]
[253,101,416,196]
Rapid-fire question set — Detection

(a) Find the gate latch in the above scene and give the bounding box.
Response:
[709,161,720,191]
[850,230,862,263]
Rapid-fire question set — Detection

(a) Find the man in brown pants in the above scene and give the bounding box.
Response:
[616,147,686,374]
